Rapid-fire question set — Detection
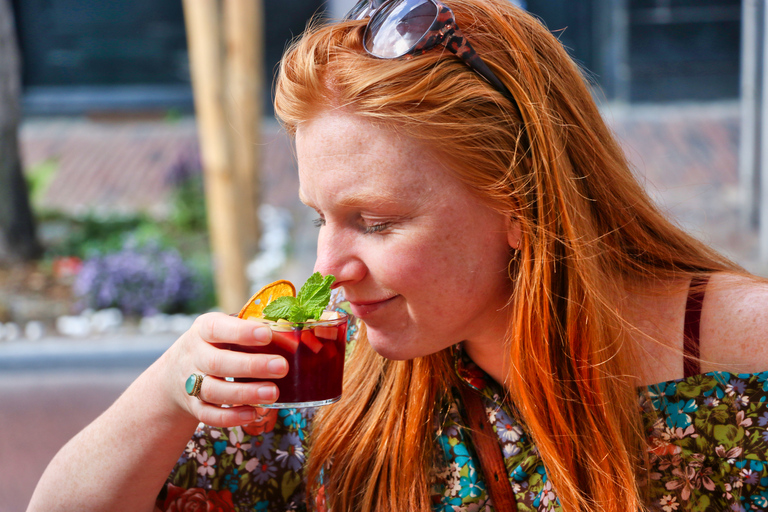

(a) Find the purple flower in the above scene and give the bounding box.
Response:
[74,243,201,316]
[166,147,202,187]
[729,379,747,395]
[248,432,275,460]
[276,432,305,472]
[249,458,277,484]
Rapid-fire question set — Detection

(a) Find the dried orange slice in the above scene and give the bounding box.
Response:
[238,280,296,320]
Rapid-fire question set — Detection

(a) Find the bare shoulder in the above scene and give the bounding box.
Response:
[700,272,768,373]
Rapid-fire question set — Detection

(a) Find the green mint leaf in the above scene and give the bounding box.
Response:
[262,273,336,322]
[297,272,335,319]
[262,296,298,321]
[288,304,312,323]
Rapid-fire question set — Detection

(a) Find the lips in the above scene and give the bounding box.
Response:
[348,295,399,318]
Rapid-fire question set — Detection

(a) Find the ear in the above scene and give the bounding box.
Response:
[506,217,522,250]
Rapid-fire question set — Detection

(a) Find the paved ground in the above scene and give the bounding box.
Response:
[0,367,150,511]
[0,335,175,511]
[2,100,754,510]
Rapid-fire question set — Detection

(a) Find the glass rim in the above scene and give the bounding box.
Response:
[250,313,349,329]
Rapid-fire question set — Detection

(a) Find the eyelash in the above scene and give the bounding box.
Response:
[311,217,390,234]
[363,222,390,234]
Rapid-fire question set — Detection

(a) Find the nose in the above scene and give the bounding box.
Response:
[313,225,366,288]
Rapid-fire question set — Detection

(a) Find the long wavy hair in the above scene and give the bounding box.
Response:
[273,1,738,510]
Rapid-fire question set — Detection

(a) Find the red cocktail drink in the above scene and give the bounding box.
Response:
[233,314,349,408]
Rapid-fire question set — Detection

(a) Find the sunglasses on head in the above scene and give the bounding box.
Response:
[344,0,518,110]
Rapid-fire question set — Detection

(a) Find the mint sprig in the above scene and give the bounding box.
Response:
[262,272,335,322]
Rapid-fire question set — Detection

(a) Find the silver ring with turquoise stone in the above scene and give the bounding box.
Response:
[185,373,206,399]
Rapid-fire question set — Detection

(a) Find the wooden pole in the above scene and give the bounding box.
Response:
[225,0,262,260]
[183,0,249,313]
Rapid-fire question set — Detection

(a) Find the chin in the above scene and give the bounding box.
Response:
[366,337,411,360]
[365,329,441,361]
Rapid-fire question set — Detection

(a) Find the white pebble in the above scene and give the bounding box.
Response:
[24,321,45,341]
[4,322,21,341]
[91,308,124,333]
[56,315,91,337]
[140,314,171,335]
[170,314,194,334]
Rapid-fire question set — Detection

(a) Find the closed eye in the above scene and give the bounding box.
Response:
[363,222,390,234]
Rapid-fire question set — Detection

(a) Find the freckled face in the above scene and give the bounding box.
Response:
[297,111,514,360]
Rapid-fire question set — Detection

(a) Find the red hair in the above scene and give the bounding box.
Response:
[274,1,738,510]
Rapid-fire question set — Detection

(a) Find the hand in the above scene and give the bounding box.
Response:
[163,312,288,427]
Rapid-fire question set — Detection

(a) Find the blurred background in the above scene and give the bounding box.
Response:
[0,0,752,509]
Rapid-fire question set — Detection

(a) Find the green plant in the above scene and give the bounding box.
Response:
[45,212,159,260]
[166,149,208,233]
[26,158,59,208]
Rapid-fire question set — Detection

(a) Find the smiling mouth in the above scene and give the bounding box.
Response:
[348,295,399,317]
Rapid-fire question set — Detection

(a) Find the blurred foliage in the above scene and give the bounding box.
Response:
[35,149,216,315]
[168,174,208,233]
[25,158,59,208]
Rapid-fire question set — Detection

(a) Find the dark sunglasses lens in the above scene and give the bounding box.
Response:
[364,0,438,58]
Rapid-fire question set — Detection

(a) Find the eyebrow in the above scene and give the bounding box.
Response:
[299,189,411,210]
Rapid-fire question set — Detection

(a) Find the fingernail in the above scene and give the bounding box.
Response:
[258,385,277,401]
[253,326,271,343]
[239,409,256,422]
[267,357,287,375]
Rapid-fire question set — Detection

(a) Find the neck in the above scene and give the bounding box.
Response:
[462,331,509,386]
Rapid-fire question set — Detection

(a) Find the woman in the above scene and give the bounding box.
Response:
[29,1,768,511]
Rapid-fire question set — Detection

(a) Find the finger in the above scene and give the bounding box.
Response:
[198,376,279,406]
[194,312,271,347]
[193,402,263,428]
[195,342,289,380]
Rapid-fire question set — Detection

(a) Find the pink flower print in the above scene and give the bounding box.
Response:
[245,457,259,473]
[723,481,735,501]
[735,410,753,428]
[657,453,683,472]
[664,454,714,501]
[225,427,251,466]
[715,445,743,464]
[659,494,679,512]
[674,424,697,440]
[196,451,216,477]
[539,480,557,509]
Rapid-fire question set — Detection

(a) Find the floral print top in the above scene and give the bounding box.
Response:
[157,332,768,511]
